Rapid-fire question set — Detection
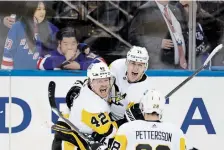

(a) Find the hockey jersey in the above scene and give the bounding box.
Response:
[1,21,58,69]
[111,120,186,150]
[37,47,105,70]
[109,58,152,119]
[69,84,117,136]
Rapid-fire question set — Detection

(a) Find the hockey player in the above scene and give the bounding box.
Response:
[52,62,118,150]
[109,46,151,121]
[64,46,151,124]
[55,46,151,148]
[88,46,152,149]
[110,89,187,150]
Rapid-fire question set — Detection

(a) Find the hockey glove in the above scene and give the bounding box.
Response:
[91,124,116,145]
[66,80,84,109]
[125,103,144,122]
[91,133,113,150]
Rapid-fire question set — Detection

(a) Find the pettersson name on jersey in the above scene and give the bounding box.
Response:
[136,130,172,142]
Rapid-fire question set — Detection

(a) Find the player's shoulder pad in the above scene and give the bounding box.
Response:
[78,86,110,113]
[117,120,140,135]
[109,58,126,70]
[125,80,150,104]
[109,58,126,78]
[81,109,112,134]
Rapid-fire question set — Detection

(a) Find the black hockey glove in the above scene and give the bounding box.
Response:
[66,80,84,109]
[125,103,144,122]
[91,131,114,150]
[91,132,107,144]
[91,124,115,146]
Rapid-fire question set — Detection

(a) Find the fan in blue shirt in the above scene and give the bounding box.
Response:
[37,27,106,70]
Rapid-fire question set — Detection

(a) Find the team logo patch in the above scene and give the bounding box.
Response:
[4,38,13,50]
[152,124,157,128]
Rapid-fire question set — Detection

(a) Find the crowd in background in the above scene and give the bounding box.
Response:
[0,0,224,70]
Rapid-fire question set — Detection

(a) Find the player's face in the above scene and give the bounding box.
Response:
[91,77,111,98]
[34,2,46,23]
[127,61,146,82]
[59,37,78,56]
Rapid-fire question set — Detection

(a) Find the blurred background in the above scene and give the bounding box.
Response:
[0,0,224,70]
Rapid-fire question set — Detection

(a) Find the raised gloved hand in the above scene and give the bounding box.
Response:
[66,80,85,109]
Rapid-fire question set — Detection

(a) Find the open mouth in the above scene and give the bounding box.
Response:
[100,88,107,93]
[131,72,138,77]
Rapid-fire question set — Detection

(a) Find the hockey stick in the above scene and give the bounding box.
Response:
[48,81,93,150]
[165,44,223,99]
[51,124,74,132]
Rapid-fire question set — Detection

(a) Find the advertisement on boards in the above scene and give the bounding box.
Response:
[0,77,10,150]
[0,75,223,150]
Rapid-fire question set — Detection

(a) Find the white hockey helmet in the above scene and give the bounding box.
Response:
[126,46,149,69]
[139,89,165,119]
[87,62,111,80]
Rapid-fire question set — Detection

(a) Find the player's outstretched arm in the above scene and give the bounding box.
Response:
[65,80,86,109]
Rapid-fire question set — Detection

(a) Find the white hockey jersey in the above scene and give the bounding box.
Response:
[111,120,186,150]
[69,84,114,135]
[109,59,151,119]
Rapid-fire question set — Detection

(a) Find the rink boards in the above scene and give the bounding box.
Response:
[0,70,223,150]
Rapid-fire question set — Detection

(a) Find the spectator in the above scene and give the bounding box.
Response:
[128,0,187,69]
[1,1,58,70]
[0,1,26,67]
[37,27,106,70]
[198,1,224,66]
[175,1,210,68]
